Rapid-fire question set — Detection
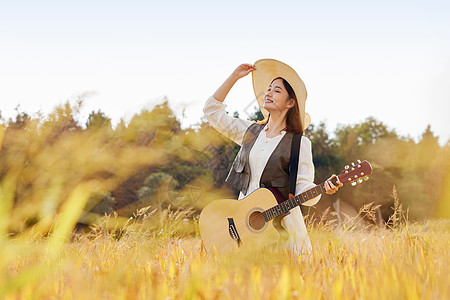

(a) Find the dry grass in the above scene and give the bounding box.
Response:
[1,106,449,299]
[1,218,449,299]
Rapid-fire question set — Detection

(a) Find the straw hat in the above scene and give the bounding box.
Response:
[252,58,311,130]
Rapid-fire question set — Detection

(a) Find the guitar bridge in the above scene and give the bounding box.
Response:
[227,218,241,246]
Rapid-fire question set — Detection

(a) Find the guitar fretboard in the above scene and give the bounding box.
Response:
[260,161,371,222]
[262,181,329,222]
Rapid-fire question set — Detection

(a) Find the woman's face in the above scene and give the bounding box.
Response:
[263,78,295,115]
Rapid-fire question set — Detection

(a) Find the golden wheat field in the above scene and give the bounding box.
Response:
[1,105,449,299]
[1,215,449,300]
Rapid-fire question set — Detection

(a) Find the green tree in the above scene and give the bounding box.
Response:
[248,106,264,122]
[306,122,343,183]
[86,110,112,130]
[126,100,181,146]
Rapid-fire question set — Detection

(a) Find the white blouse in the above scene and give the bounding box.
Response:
[203,96,321,255]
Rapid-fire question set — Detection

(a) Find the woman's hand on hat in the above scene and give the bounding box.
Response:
[324,175,343,195]
[213,64,256,102]
[232,64,256,80]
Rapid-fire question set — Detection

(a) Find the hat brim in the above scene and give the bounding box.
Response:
[252,59,310,130]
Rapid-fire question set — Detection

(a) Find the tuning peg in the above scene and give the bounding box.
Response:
[345,165,350,170]
[351,181,357,187]
[364,176,369,181]
[357,178,363,184]
[357,159,361,164]
[351,162,355,167]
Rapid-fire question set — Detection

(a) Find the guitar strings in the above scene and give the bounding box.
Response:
[204,191,319,241]
[203,163,371,244]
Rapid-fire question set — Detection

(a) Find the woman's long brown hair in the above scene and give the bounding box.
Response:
[257,77,303,134]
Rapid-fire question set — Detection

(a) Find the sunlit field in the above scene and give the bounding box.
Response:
[2,218,449,299]
[1,102,449,299]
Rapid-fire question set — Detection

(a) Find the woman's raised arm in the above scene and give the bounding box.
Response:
[204,64,256,145]
[213,64,256,102]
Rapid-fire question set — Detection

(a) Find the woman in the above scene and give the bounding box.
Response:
[203,59,342,255]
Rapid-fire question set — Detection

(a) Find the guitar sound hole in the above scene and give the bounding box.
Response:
[248,211,265,230]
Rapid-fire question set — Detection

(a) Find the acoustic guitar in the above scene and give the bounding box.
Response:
[199,160,373,253]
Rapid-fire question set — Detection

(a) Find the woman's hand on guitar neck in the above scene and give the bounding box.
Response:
[324,175,343,195]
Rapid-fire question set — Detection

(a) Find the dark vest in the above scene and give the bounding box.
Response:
[225,123,294,200]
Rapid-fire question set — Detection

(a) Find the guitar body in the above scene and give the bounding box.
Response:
[199,160,373,254]
[199,188,287,254]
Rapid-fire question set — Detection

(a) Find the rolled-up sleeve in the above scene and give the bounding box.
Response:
[203,96,253,145]
[295,136,321,206]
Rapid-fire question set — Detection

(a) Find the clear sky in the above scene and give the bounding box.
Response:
[1,0,449,144]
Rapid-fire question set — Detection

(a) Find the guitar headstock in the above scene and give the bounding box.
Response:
[337,160,373,187]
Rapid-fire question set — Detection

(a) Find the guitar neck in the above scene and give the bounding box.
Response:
[262,160,372,222]
[262,179,333,222]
